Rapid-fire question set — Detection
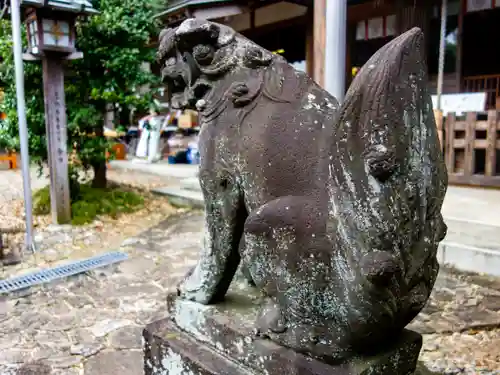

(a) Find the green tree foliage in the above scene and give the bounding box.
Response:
[0,0,163,187]
[0,21,46,161]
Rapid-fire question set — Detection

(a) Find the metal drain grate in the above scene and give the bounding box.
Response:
[0,251,128,294]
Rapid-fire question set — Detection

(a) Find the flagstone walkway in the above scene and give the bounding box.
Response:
[0,212,203,375]
[0,211,500,374]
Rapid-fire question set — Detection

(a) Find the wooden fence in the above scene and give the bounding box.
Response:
[434,110,500,187]
[463,74,500,110]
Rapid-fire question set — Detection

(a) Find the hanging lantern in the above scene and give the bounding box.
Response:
[20,0,97,56]
[25,9,76,55]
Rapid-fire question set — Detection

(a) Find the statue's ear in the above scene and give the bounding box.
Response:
[157,27,176,63]
[334,27,432,180]
[215,24,236,47]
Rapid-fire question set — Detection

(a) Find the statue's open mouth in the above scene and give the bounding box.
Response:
[158,22,239,111]
[163,56,214,111]
[168,78,213,110]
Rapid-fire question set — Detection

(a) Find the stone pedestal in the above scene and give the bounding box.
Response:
[143,282,428,375]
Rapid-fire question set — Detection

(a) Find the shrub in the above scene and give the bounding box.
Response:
[33,184,145,225]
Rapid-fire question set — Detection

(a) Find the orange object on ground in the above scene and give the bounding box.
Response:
[105,143,126,169]
[0,152,17,169]
[112,143,126,160]
[105,143,126,161]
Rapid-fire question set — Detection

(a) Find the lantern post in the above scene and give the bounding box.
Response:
[20,0,97,224]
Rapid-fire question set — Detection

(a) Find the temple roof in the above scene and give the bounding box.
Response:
[20,0,98,14]
[157,0,375,19]
[164,0,233,14]
[156,0,315,18]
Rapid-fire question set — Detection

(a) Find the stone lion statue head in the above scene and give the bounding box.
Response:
[157,18,286,110]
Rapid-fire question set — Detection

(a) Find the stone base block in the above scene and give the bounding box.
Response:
[144,318,254,375]
[143,282,425,375]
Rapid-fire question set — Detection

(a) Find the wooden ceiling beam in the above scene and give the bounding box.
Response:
[348,1,397,23]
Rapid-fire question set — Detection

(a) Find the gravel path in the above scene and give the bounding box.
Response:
[0,167,181,280]
[0,212,203,375]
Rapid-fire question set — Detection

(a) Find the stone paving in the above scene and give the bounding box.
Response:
[1,211,500,374]
[0,212,203,375]
[0,167,180,281]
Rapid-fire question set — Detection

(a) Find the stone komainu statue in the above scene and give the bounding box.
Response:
[158,19,448,363]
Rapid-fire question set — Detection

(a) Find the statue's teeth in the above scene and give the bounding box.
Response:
[196,99,206,111]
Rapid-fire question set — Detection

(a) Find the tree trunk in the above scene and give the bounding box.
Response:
[92,161,107,188]
[119,106,130,128]
[92,121,107,189]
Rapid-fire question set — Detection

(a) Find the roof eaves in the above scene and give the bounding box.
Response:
[20,0,99,14]
[155,0,233,19]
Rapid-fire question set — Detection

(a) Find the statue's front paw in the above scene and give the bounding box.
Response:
[175,280,200,302]
[175,266,197,299]
[175,266,214,304]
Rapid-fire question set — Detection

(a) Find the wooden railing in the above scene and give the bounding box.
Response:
[437,110,500,187]
[463,74,500,110]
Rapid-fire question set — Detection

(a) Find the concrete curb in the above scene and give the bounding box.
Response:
[437,242,500,277]
[153,185,500,277]
[109,160,198,179]
[152,187,204,209]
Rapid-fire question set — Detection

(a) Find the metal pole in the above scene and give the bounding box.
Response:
[436,0,447,111]
[324,0,347,103]
[10,0,35,252]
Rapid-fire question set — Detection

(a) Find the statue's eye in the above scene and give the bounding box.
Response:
[165,57,176,67]
[192,44,214,65]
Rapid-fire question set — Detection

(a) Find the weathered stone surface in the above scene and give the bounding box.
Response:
[108,325,144,349]
[46,354,83,369]
[0,213,203,375]
[144,322,255,375]
[69,342,104,357]
[90,319,135,338]
[84,350,143,375]
[157,18,448,366]
[144,283,423,375]
[15,361,52,375]
[415,363,442,375]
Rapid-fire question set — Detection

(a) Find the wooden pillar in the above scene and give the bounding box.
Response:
[395,0,432,60]
[456,0,465,92]
[306,8,314,78]
[485,110,497,177]
[313,0,326,87]
[42,55,71,224]
[345,23,354,90]
[250,9,256,30]
[434,109,444,150]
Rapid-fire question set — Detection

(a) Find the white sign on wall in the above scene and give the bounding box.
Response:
[367,17,384,39]
[385,15,396,36]
[356,21,365,41]
[466,0,493,12]
[431,92,487,115]
[355,15,396,41]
